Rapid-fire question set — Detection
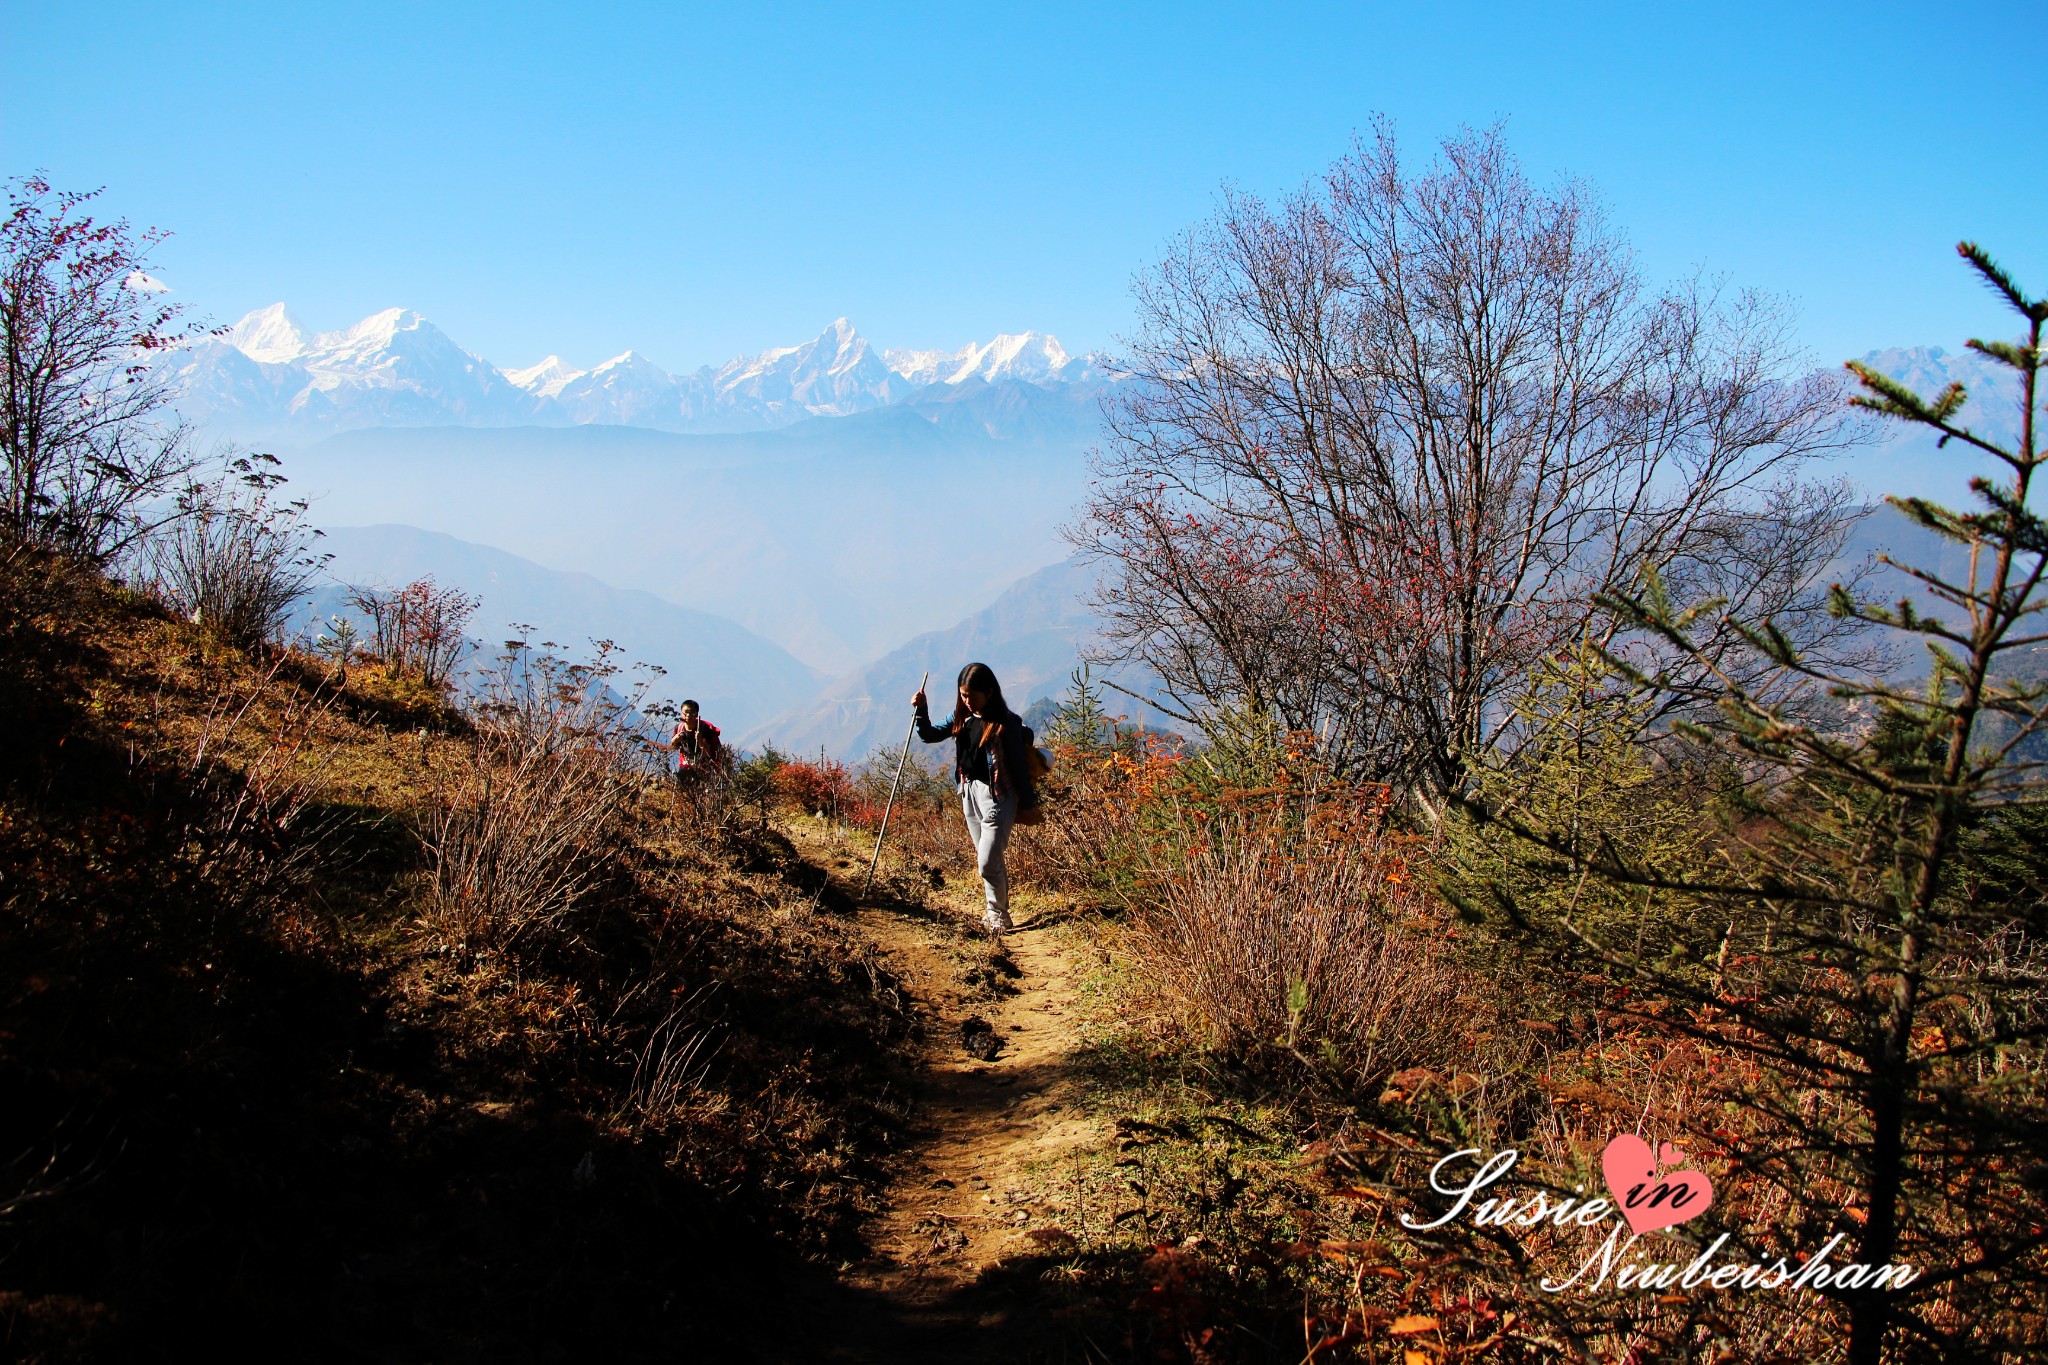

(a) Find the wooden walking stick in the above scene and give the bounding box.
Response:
[861,669,928,900]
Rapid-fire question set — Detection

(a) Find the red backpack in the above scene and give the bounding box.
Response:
[676,720,722,769]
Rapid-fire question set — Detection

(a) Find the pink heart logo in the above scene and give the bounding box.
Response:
[1601,1134,1714,1234]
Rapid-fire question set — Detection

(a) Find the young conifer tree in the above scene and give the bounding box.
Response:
[1459,244,2047,1363]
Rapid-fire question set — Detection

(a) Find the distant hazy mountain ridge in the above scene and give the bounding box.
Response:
[298,525,823,736]
[748,556,1185,760]
[164,304,1108,438]
[1849,344,2032,505]
[291,526,1175,761]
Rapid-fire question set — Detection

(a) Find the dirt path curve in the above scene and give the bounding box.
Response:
[782,821,1103,1362]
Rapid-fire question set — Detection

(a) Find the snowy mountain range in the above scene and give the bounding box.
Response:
[162,304,1109,438]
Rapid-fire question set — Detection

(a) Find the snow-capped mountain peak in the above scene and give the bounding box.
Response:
[309,307,439,365]
[708,318,898,417]
[227,303,309,365]
[547,350,688,427]
[579,350,633,374]
[885,328,1093,386]
[822,318,870,372]
[504,355,586,398]
[951,331,1070,384]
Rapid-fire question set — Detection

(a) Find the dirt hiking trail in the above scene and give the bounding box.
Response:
[782,820,1112,1364]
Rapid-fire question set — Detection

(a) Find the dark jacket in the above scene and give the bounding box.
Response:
[915,702,1039,808]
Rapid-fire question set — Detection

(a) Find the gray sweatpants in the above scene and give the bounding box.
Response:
[959,778,1016,924]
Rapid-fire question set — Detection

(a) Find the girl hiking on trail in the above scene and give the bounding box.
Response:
[915,662,1040,934]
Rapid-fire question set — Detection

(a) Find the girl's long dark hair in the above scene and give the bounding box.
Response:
[951,661,1015,730]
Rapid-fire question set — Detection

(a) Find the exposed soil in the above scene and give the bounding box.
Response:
[779,820,1114,1364]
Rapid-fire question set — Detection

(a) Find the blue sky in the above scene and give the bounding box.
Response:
[4,1,2041,372]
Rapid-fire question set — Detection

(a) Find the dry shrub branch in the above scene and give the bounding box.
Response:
[419,636,658,955]
[1132,811,1466,1088]
[172,652,342,920]
[143,453,326,653]
[346,576,478,689]
[2,175,207,561]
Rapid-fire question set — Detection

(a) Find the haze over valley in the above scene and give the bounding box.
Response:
[163,303,2025,757]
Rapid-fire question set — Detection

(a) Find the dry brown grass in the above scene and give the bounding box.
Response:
[0,553,921,1360]
[417,726,640,954]
[1003,741,1149,898]
[1127,815,1469,1089]
[412,639,664,956]
[1025,894,1867,1364]
[977,722,1880,1361]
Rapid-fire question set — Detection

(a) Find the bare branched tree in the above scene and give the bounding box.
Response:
[1074,124,1862,797]
[1,175,207,561]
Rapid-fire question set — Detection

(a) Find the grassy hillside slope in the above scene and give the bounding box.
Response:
[0,551,915,1362]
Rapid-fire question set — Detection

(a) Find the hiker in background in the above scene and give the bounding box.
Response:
[672,700,723,782]
[914,662,1040,934]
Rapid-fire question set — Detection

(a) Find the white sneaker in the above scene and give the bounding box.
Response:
[983,909,1014,934]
